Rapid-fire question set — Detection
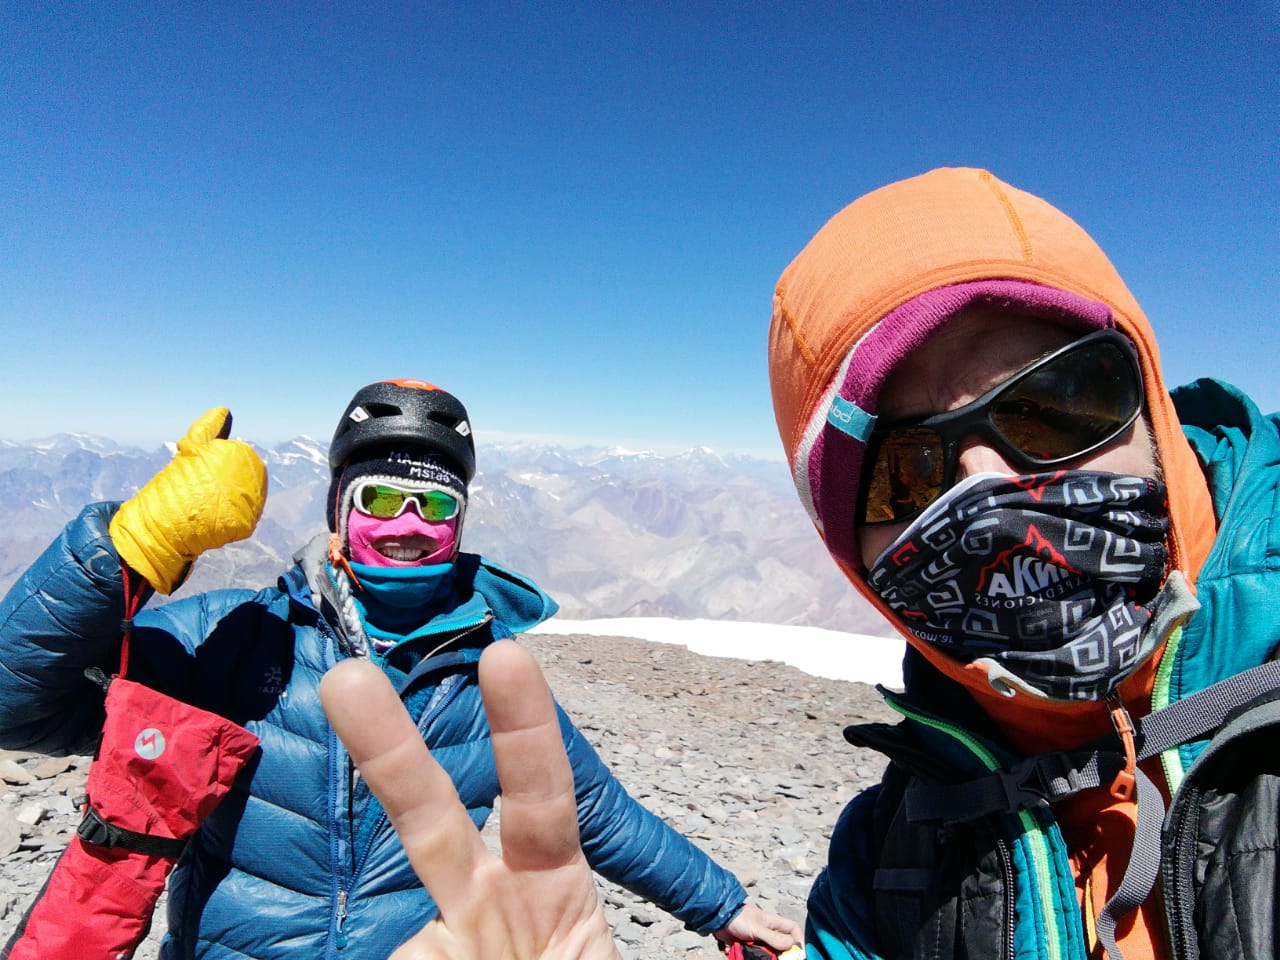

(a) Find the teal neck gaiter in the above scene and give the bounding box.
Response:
[348,561,457,654]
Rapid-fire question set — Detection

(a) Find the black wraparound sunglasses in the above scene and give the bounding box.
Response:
[858,329,1145,527]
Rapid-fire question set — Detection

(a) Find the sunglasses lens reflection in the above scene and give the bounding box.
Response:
[862,428,945,525]
[990,341,1140,461]
[860,337,1141,527]
[356,485,459,521]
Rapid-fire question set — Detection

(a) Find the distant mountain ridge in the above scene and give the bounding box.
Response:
[0,433,892,635]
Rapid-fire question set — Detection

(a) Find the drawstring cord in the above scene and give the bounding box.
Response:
[328,533,363,591]
[117,563,149,680]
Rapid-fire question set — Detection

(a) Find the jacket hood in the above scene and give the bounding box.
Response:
[768,167,1216,746]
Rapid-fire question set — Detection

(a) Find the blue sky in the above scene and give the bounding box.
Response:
[3,3,1276,459]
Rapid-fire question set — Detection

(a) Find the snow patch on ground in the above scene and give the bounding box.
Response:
[530,617,904,689]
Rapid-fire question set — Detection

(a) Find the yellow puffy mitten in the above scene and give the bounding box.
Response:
[109,407,268,594]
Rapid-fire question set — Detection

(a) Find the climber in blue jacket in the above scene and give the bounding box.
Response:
[0,377,801,959]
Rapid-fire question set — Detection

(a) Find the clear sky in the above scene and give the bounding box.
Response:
[3,3,1276,458]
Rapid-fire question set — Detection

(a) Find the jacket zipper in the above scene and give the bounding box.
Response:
[335,622,488,949]
[1162,797,1196,960]
[335,890,349,949]
[350,656,477,871]
[996,836,1016,960]
[313,616,354,957]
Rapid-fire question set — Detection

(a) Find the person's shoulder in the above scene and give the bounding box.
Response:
[456,551,536,585]
[454,553,559,631]
[1173,378,1278,431]
[1174,378,1280,476]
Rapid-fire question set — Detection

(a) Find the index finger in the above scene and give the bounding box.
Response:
[320,659,490,915]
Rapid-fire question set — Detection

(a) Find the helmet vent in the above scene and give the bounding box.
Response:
[361,402,403,421]
[426,411,471,436]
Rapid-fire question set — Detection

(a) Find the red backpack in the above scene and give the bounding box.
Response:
[3,568,260,960]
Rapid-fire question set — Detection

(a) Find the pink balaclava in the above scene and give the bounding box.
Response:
[329,447,468,568]
[347,505,459,567]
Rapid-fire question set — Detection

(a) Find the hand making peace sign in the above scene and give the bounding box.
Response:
[320,642,622,960]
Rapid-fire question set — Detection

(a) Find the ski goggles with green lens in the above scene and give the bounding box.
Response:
[859,328,1144,527]
[351,481,460,522]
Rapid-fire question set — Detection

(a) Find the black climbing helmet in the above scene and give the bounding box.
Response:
[328,379,476,483]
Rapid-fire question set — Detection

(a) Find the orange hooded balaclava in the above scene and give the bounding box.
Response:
[768,168,1216,750]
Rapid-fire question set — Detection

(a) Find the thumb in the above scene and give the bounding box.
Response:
[178,406,233,452]
[110,405,266,594]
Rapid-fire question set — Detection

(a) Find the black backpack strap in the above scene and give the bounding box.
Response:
[905,748,1121,823]
[906,659,1280,823]
[76,806,188,859]
[1132,659,1280,761]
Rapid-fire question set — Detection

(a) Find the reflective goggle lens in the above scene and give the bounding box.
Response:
[860,333,1142,527]
[354,483,459,521]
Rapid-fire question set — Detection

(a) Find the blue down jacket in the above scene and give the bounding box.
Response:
[0,502,746,958]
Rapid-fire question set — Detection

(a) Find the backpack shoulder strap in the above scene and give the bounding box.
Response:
[906,659,1280,824]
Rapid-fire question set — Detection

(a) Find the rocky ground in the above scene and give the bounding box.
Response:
[0,631,897,958]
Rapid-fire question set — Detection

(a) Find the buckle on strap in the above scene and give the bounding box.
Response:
[998,754,1061,812]
[905,750,1113,824]
[1011,751,1084,805]
[75,806,116,847]
[996,750,1122,810]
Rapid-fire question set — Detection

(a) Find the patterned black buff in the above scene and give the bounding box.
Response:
[866,471,1169,701]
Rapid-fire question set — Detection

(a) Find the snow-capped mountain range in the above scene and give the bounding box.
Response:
[0,433,892,635]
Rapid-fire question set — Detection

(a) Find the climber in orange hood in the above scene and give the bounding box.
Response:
[771,168,1280,960]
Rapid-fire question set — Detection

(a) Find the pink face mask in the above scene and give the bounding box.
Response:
[347,507,460,567]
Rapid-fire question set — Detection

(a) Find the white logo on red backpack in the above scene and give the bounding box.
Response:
[134,728,166,760]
